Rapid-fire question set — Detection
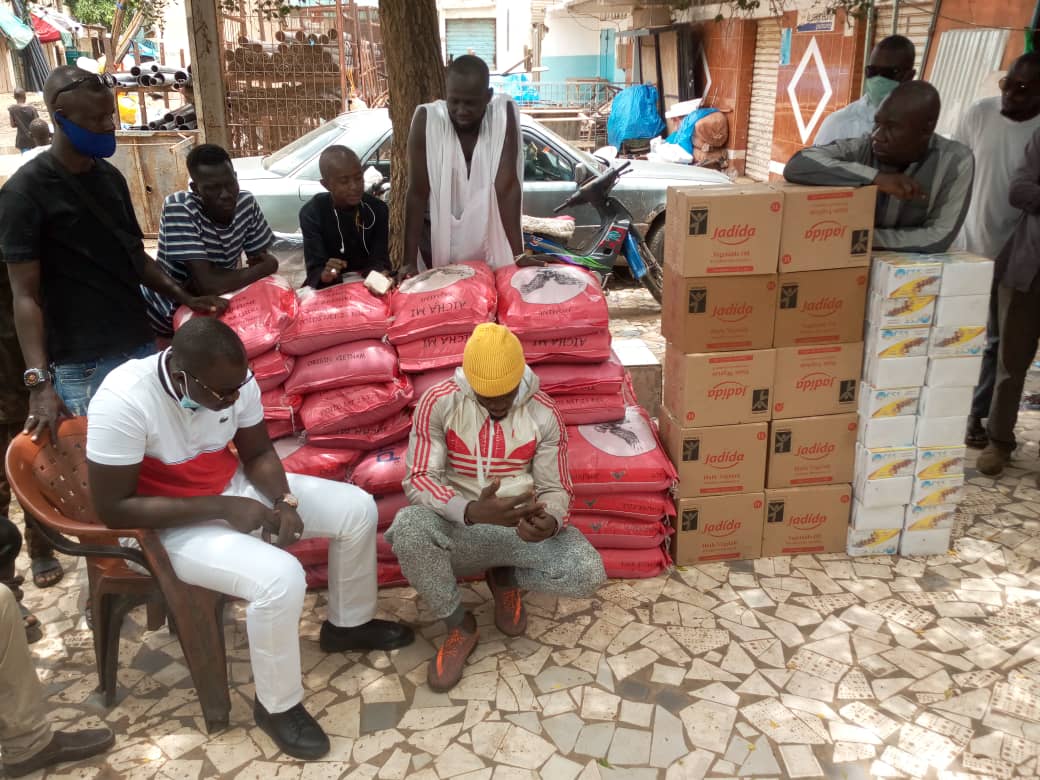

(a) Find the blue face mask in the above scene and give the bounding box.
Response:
[54,113,116,159]
[176,372,202,411]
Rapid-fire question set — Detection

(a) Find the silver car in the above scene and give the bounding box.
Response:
[232,108,731,260]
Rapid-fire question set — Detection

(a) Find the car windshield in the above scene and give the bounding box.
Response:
[262,120,347,176]
[528,119,605,171]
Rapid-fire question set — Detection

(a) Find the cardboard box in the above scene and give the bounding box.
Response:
[854,475,913,508]
[774,268,869,346]
[912,475,966,507]
[915,446,966,479]
[904,503,957,531]
[775,184,875,272]
[871,255,943,298]
[858,416,917,449]
[852,501,906,531]
[661,270,777,352]
[934,295,989,328]
[674,493,764,564]
[772,343,863,419]
[916,415,968,447]
[919,385,974,418]
[663,346,775,426]
[768,413,857,488]
[929,326,987,357]
[867,293,936,328]
[858,384,921,419]
[925,356,984,387]
[856,444,917,480]
[866,327,930,360]
[658,410,767,497]
[935,252,995,297]
[664,185,783,276]
[864,355,928,389]
[763,485,852,556]
[900,528,953,556]
[847,527,901,556]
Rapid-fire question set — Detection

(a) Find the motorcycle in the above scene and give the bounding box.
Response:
[522,160,664,304]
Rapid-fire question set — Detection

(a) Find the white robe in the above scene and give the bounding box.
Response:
[421,93,523,270]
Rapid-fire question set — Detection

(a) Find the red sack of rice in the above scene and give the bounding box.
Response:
[570,515,674,550]
[408,368,456,405]
[377,492,411,530]
[281,444,363,481]
[266,419,296,441]
[552,393,626,426]
[284,340,398,396]
[253,350,296,392]
[533,354,625,396]
[388,262,496,344]
[350,441,409,496]
[376,532,396,561]
[262,387,302,422]
[280,280,389,356]
[287,537,327,568]
[299,376,413,435]
[174,276,299,359]
[308,410,413,452]
[570,492,677,521]
[522,331,612,364]
[568,406,678,494]
[396,333,470,373]
[496,265,608,337]
[598,546,672,579]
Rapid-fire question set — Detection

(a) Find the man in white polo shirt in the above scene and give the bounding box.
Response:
[85,317,413,760]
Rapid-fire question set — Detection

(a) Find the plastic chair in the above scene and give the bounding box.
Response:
[5,418,231,733]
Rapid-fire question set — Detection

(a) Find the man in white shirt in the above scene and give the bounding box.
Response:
[815,35,916,146]
[85,317,413,760]
[959,52,1040,449]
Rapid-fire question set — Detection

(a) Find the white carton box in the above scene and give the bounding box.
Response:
[858,385,921,419]
[871,255,943,298]
[900,528,953,556]
[916,415,968,447]
[915,446,966,479]
[904,503,957,531]
[919,385,974,418]
[852,501,906,531]
[912,475,966,507]
[854,475,914,508]
[929,325,987,357]
[864,356,929,389]
[858,416,917,448]
[925,356,984,387]
[867,293,935,328]
[933,295,989,328]
[866,327,931,360]
[935,253,994,297]
[856,444,917,480]
[847,527,901,557]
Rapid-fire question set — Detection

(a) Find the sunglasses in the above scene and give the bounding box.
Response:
[865,65,904,81]
[1000,77,1037,94]
[184,369,254,404]
[52,72,118,102]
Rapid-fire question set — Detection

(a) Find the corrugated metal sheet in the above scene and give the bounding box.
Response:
[874,0,934,76]
[930,28,1010,137]
[445,18,497,70]
[746,19,782,182]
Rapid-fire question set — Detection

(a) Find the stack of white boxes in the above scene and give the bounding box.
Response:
[849,252,994,557]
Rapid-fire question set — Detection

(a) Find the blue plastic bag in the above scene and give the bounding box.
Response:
[607,85,665,148]
[666,107,719,155]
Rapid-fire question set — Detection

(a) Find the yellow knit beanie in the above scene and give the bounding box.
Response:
[463,323,526,397]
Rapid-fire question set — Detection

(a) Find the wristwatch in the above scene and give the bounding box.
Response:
[274,493,299,509]
[23,368,49,389]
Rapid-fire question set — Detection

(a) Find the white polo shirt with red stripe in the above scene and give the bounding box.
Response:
[87,351,263,497]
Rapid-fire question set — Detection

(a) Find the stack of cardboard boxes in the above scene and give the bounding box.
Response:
[659,183,874,565]
[850,252,994,557]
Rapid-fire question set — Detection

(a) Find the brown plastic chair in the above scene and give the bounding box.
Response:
[5,417,231,734]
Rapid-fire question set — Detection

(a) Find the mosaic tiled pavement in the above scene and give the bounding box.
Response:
[7,286,1040,780]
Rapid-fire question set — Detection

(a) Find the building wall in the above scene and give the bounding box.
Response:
[696,18,757,174]
[438,0,531,73]
[541,8,602,81]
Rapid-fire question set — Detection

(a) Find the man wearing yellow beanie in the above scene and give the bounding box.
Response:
[387,323,606,692]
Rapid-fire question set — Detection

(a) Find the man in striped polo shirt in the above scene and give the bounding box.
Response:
[142,144,280,338]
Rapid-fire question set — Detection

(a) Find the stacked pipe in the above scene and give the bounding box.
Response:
[147,103,196,131]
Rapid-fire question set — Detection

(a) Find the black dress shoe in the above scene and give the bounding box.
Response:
[4,728,115,777]
[254,700,330,760]
[320,619,415,653]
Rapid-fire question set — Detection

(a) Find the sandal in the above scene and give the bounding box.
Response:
[20,602,39,630]
[31,556,64,589]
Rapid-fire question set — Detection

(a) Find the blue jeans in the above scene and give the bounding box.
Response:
[52,343,157,415]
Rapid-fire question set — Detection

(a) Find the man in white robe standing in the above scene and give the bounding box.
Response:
[401,55,524,275]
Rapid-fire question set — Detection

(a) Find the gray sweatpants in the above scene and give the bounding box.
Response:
[386,505,607,620]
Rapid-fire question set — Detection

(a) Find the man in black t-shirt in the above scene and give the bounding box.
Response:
[299,145,390,289]
[7,89,38,153]
[0,67,226,441]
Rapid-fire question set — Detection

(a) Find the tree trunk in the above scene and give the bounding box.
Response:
[378,0,444,269]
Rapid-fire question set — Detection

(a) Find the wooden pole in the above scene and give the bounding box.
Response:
[186,0,230,149]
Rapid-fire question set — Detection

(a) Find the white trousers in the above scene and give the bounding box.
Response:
[157,470,378,714]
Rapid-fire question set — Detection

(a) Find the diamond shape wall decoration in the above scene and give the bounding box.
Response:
[701,47,712,98]
[787,37,833,144]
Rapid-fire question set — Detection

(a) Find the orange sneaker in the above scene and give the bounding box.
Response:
[428,622,479,692]
[486,568,527,637]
